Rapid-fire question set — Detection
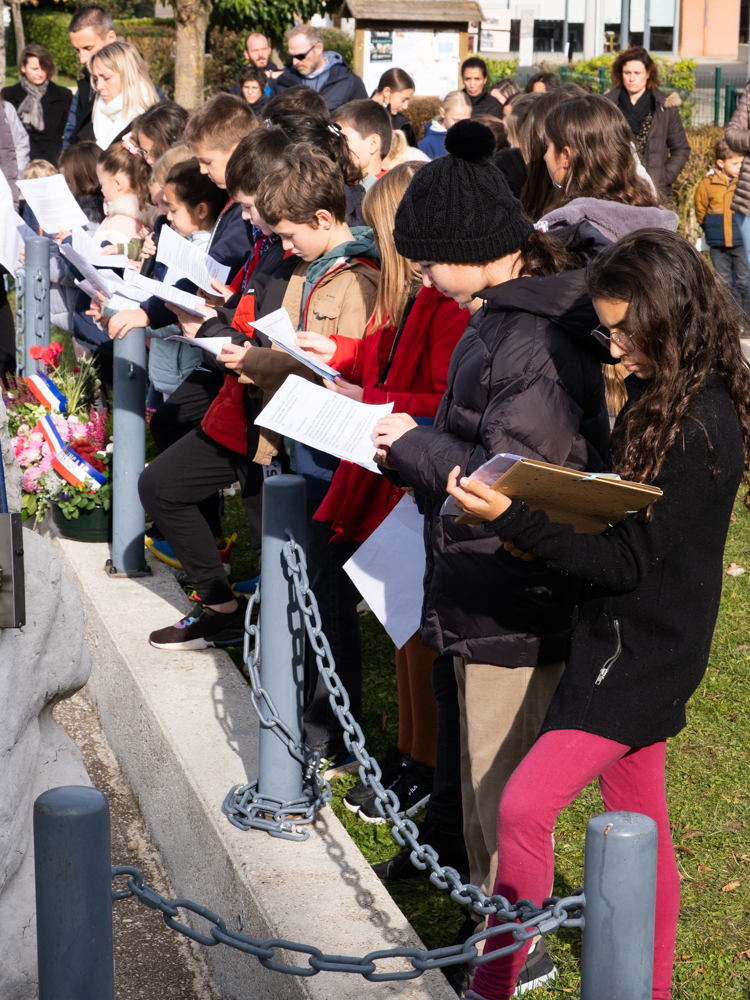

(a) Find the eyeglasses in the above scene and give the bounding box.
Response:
[289,43,318,62]
[591,325,636,353]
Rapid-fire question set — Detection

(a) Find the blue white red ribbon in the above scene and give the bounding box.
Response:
[24,374,67,413]
[35,414,66,454]
[52,446,106,491]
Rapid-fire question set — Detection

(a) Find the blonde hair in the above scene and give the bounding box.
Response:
[438,90,471,120]
[362,162,423,329]
[89,41,160,123]
[150,144,193,188]
[383,130,430,168]
[23,159,58,179]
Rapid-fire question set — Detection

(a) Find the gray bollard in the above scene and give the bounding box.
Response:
[257,474,307,804]
[34,786,115,1000]
[22,236,50,376]
[107,328,149,576]
[581,811,657,1000]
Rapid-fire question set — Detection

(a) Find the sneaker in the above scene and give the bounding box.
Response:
[445,913,479,995]
[231,575,260,599]
[343,745,404,813]
[146,537,182,569]
[513,937,557,995]
[358,759,434,824]
[372,818,469,884]
[149,604,245,650]
[322,750,360,780]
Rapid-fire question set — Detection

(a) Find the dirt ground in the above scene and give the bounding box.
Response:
[54,691,220,1000]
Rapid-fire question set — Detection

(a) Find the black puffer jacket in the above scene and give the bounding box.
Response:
[389,224,611,666]
[483,374,744,745]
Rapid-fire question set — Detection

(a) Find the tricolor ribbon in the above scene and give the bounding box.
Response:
[35,414,66,454]
[24,374,67,413]
[52,446,106,492]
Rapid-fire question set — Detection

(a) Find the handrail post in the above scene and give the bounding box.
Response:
[580,811,657,1000]
[257,474,307,803]
[714,65,722,126]
[34,786,115,1000]
[106,328,149,576]
[22,236,50,376]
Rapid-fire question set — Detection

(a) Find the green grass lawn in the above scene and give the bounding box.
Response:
[221,492,750,998]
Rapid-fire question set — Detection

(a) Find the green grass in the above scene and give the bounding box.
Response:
[217,467,750,997]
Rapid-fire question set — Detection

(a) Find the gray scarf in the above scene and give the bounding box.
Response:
[18,76,48,133]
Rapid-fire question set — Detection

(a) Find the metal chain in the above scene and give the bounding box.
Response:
[112,865,584,980]
[14,268,24,372]
[222,584,333,841]
[34,269,48,344]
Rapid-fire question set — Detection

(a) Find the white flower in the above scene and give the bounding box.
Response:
[105,443,114,453]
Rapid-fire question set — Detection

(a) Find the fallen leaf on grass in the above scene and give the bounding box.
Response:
[678,845,696,856]
[682,830,704,839]
[741,855,750,862]
[722,881,741,892]
[737,949,750,960]
[730,513,737,521]
[676,955,693,961]
[738,645,749,650]
[726,563,746,576]
[697,864,712,871]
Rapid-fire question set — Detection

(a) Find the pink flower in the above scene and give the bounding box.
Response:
[22,467,43,493]
[38,451,54,473]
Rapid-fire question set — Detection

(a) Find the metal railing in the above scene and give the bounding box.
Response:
[33,475,659,999]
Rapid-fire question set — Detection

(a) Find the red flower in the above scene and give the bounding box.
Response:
[29,346,44,360]
[30,343,64,367]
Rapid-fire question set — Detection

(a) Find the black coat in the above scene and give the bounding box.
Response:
[484,374,744,746]
[2,80,72,163]
[389,224,611,665]
[466,88,504,119]
[270,59,367,112]
[605,87,690,189]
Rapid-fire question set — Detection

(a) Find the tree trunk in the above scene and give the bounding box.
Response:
[10,0,24,61]
[0,2,6,86]
[173,0,210,110]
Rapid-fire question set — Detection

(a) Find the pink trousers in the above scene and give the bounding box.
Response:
[470,730,680,1000]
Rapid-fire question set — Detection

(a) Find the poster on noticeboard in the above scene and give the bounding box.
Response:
[370,30,393,61]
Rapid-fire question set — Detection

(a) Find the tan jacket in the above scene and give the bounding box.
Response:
[241,255,380,464]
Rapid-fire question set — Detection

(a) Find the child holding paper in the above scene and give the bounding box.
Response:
[140,139,378,652]
[444,230,750,1000]
[93,142,151,256]
[294,162,469,796]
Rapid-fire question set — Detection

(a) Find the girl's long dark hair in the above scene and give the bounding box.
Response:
[268,109,363,187]
[586,229,750,503]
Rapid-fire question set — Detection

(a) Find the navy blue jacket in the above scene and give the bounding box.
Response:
[418,123,447,159]
[270,52,367,112]
[142,200,254,329]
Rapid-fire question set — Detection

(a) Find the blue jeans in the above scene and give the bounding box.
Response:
[738,211,750,275]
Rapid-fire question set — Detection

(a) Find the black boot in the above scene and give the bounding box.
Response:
[371,816,468,883]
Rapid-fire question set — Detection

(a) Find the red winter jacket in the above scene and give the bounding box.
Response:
[314,284,468,543]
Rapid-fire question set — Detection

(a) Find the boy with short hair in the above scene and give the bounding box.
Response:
[333,99,392,188]
[142,139,379,652]
[696,138,749,314]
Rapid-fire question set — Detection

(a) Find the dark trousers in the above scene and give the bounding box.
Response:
[150,367,225,538]
[138,427,261,606]
[426,653,463,834]
[710,244,750,313]
[0,289,15,382]
[302,510,362,755]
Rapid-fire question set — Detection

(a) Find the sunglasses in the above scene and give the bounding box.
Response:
[289,43,318,62]
[591,325,636,353]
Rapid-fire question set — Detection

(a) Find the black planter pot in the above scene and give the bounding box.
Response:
[52,503,112,543]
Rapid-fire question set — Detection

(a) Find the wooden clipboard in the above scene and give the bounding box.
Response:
[456,458,662,533]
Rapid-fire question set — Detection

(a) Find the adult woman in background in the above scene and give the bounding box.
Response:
[605,46,689,195]
[89,40,160,149]
[2,45,72,163]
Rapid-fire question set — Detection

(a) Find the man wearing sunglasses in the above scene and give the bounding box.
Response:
[270,24,368,113]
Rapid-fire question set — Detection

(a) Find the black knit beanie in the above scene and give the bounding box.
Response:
[393,119,534,263]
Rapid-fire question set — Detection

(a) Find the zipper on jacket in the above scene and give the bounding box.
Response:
[594,618,621,686]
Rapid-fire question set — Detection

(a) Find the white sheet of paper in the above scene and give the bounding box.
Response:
[71,226,131,268]
[344,495,425,649]
[74,278,100,300]
[122,269,209,317]
[17,174,89,233]
[165,335,231,356]
[155,225,229,292]
[0,210,35,273]
[255,374,393,473]
[60,243,114,297]
[440,453,525,517]
[247,307,341,381]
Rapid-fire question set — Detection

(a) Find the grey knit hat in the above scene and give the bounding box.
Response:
[393,119,534,263]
